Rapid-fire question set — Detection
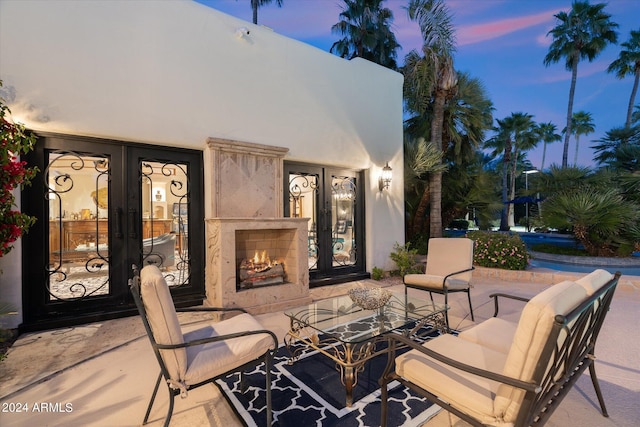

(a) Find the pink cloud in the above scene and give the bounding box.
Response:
[458,8,565,46]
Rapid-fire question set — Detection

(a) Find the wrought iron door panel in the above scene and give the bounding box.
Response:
[285,163,364,285]
[45,153,111,300]
[22,133,204,330]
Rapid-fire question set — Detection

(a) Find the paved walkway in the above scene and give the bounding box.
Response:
[1,270,639,427]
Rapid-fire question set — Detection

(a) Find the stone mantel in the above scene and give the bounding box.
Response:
[205,138,289,218]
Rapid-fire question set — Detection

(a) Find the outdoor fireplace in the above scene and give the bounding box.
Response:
[236,229,295,289]
[204,138,311,314]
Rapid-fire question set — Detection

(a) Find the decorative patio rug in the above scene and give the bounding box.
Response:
[216,328,442,427]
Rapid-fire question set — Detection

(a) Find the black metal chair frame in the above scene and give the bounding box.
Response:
[385,272,621,427]
[404,265,475,329]
[129,269,278,427]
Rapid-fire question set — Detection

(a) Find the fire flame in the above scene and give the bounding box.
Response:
[253,250,271,267]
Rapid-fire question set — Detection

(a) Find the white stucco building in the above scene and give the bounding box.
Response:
[0,0,404,330]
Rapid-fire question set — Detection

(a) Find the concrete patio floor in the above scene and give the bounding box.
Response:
[1,268,639,427]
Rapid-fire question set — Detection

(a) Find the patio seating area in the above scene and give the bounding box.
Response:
[1,269,639,427]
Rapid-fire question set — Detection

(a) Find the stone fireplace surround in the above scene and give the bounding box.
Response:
[204,138,312,314]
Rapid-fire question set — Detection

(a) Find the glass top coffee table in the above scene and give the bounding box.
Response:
[284,290,448,407]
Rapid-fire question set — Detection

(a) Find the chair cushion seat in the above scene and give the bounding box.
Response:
[458,317,517,354]
[396,334,507,426]
[182,313,274,386]
[404,273,470,290]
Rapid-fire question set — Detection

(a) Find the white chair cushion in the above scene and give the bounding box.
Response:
[458,317,517,354]
[183,313,275,386]
[140,265,187,382]
[405,238,474,290]
[576,269,613,296]
[404,273,470,290]
[495,280,587,422]
[425,238,474,281]
[396,334,508,426]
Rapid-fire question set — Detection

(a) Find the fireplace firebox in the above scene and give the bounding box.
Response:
[236,229,296,289]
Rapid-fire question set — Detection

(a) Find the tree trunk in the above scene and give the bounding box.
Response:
[429,90,446,238]
[625,69,639,129]
[429,171,443,238]
[252,0,258,24]
[499,138,512,231]
[412,185,431,236]
[573,134,580,166]
[509,145,519,228]
[562,58,579,168]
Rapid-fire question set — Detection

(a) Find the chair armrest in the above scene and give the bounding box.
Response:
[489,292,531,317]
[156,329,278,351]
[175,307,248,314]
[385,333,540,393]
[442,266,475,288]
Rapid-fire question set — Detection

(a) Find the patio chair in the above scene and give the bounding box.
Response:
[403,237,475,327]
[380,271,621,427]
[129,265,278,427]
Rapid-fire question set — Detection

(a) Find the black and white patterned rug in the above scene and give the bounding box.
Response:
[216,327,442,427]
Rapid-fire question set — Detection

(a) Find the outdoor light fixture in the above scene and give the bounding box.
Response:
[378,162,392,191]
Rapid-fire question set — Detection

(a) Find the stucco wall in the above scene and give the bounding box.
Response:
[0,0,404,327]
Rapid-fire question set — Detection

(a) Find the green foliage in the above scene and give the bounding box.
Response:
[1,80,39,257]
[371,266,384,281]
[389,242,422,276]
[541,186,640,256]
[408,233,429,255]
[467,231,529,270]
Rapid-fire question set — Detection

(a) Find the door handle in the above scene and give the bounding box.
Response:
[128,208,137,239]
[114,207,123,238]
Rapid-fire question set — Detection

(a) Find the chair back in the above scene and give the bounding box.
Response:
[130,265,187,383]
[425,238,474,282]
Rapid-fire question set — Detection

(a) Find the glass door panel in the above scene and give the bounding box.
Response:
[288,172,319,272]
[140,160,190,287]
[46,152,111,300]
[331,175,357,267]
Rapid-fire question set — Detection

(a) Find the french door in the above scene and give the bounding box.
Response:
[284,163,367,286]
[21,133,204,330]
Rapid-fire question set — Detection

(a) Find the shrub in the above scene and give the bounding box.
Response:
[467,231,529,270]
[389,242,422,276]
[371,266,384,280]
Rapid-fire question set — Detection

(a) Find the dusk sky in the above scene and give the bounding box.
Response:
[198,0,640,169]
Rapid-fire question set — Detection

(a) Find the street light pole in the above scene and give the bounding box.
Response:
[523,169,539,232]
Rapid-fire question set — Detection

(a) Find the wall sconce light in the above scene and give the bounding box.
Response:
[378,162,392,191]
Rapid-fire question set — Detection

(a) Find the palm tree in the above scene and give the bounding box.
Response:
[485,112,537,229]
[565,111,595,166]
[485,121,512,231]
[330,0,401,70]
[536,122,561,171]
[543,1,618,168]
[404,71,492,237]
[592,125,640,170]
[607,29,640,129]
[405,0,457,238]
[239,0,283,25]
